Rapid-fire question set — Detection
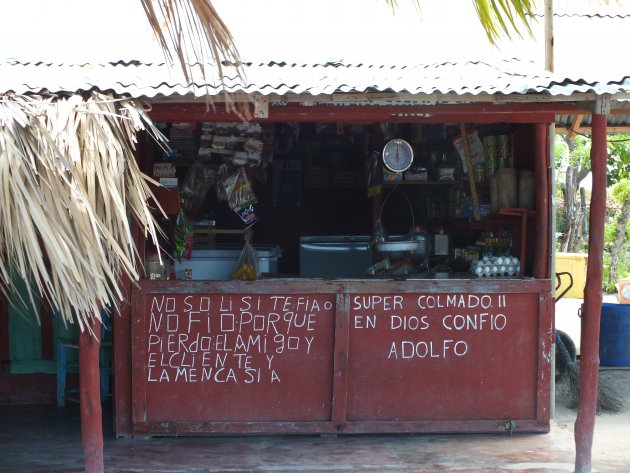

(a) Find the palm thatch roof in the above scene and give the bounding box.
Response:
[0,92,165,333]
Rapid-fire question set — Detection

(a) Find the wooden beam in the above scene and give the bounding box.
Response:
[568,114,584,140]
[556,126,630,135]
[150,102,561,123]
[459,124,481,221]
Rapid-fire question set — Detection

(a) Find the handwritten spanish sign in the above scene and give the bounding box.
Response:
[347,292,539,421]
[141,293,335,422]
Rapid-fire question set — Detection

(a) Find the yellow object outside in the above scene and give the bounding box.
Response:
[232,263,258,281]
[556,252,588,299]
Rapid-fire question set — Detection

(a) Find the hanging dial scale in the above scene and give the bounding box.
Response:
[382,138,414,173]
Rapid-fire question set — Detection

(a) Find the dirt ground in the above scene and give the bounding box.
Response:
[553,354,630,473]
[553,294,630,472]
[0,369,628,473]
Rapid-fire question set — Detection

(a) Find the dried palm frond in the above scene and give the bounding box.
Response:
[0,92,166,334]
[140,0,249,116]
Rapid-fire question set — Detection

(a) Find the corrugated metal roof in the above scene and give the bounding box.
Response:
[557,101,630,129]
[2,58,629,101]
[544,0,630,17]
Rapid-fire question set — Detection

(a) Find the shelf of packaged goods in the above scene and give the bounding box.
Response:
[383,180,490,192]
[192,227,246,246]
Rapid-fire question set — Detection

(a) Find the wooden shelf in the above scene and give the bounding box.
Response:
[193,227,245,246]
[383,180,490,191]
[384,180,455,186]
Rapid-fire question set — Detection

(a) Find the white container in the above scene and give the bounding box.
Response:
[145,253,169,280]
[518,170,535,210]
[432,228,450,257]
[496,168,518,209]
[174,245,282,280]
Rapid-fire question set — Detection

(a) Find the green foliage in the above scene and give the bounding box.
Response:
[602,188,630,293]
[607,135,630,186]
[604,215,617,246]
[472,0,535,43]
[554,134,591,182]
[603,251,630,293]
[611,179,630,204]
[569,135,592,169]
[385,0,535,44]
[554,133,630,292]
[554,134,569,169]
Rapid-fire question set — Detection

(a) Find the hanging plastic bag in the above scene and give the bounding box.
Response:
[366,150,382,198]
[231,231,259,280]
[223,167,260,227]
[174,209,193,262]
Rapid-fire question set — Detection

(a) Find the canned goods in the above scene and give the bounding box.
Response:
[483,135,497,177]
[473,162,486,182]
[497,134,510,169]
[485,153,496,177]
[483,135,497,150]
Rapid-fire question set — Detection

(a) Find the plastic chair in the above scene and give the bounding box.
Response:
[56,314,112,407]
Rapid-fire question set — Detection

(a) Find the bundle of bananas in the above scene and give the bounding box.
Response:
[231,262,257,280]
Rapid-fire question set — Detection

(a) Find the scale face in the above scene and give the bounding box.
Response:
[383,139,414,173]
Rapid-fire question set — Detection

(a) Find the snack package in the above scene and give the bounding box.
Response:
[452,130,485,175]
[231,231,259,280]
[180,161,217,201]
[223,167,260,227]
[174,209,193,261]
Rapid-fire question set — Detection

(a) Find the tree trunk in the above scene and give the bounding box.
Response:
[580,187,588,237]
[568,205,583,252]
[560,164,591,253]
[608,200,630,286]
[560,167,577,252]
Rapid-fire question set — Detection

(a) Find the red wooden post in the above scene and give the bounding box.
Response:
[534,123,550,279]
[80,316,104,473]
[574,102,608,472]
[0,289,9,362]
[40,299,53,360]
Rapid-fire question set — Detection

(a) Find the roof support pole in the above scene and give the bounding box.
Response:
[534,122,550,278]
[544,0,554,72]
[80,316,104,473]
[574,96,609,473]
[0,288,8,362]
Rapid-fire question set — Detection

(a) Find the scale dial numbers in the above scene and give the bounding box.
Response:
[382,139,414,173]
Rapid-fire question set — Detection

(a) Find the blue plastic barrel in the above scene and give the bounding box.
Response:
[599,302,630,366]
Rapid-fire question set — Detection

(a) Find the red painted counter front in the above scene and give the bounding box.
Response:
[129,278,553,435]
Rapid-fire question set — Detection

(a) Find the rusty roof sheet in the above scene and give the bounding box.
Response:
[1,59,629,100]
